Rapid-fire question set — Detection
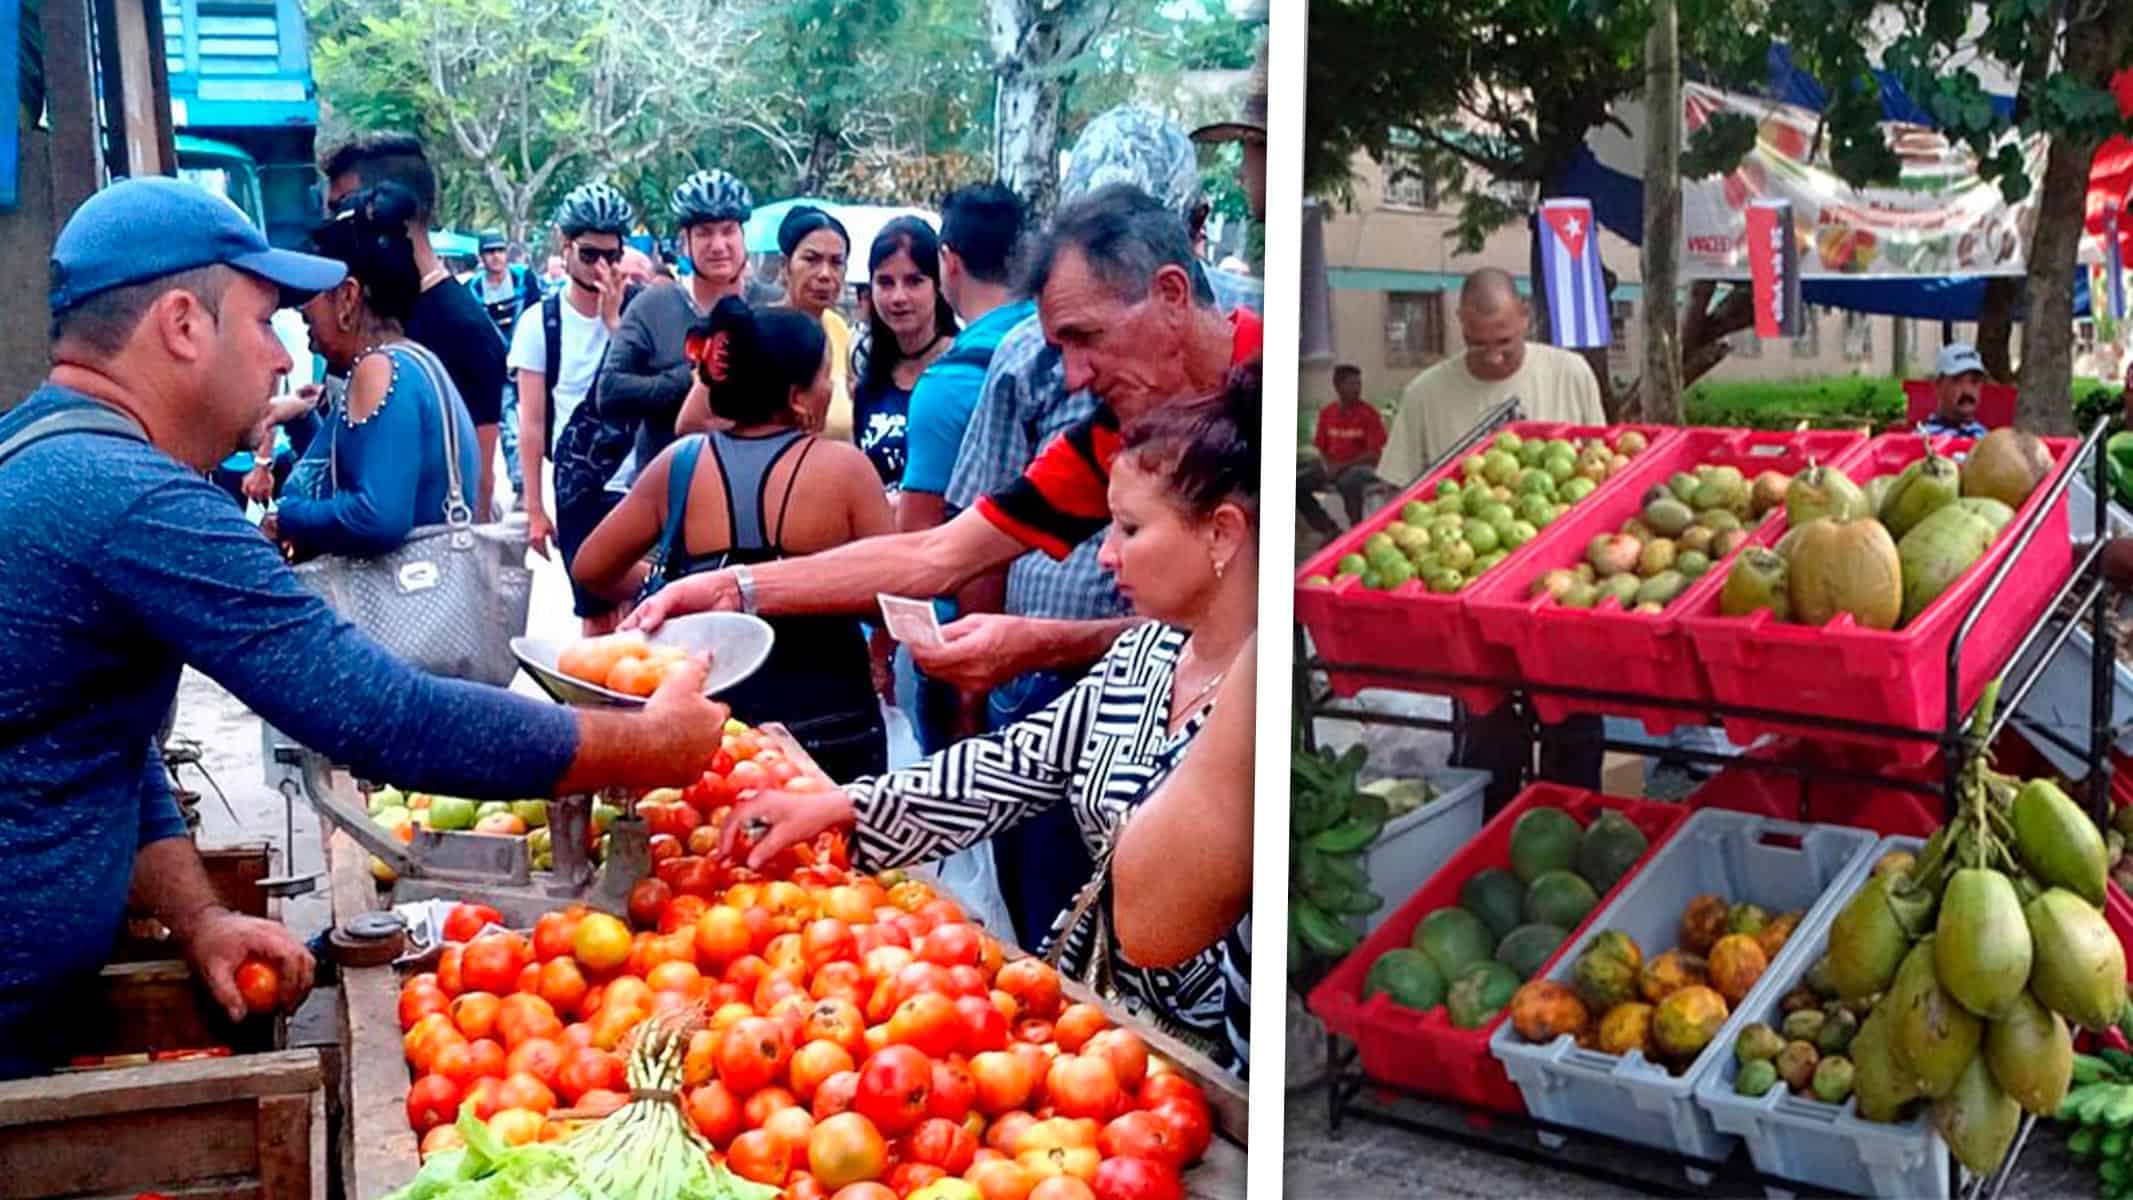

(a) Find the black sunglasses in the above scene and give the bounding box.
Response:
[576,245,625,265]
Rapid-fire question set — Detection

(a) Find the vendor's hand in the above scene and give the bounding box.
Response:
[527,502,553,560]
[258,513,280,542]
[909,613,1037,692]
[641,653,732,774]
[183,905,315,1022]
[623,569,740,633]
[718,788,855,871]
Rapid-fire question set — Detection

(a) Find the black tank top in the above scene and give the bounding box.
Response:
[652,429,885,779]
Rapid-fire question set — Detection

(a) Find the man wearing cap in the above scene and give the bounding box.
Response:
[1920,344,1991,439]
[469,231,544,509]
[0,178,736,1078]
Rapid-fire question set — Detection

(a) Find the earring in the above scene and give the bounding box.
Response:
[1213,555,1226,581]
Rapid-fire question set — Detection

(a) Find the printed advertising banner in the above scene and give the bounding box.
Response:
[1681,82,2047,281]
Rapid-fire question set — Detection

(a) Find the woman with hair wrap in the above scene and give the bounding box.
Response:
[574,298,892,780]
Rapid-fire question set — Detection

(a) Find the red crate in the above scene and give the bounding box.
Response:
[1296,422,1679,711]
[1687,739,1945,838]
[1306,784,1691,1114]
[1468,427,1869,734]
[1678,432,2080,763]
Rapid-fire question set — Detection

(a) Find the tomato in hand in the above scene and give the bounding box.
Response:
[233,956,284,1014]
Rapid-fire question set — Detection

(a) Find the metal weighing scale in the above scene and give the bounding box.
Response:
[272,612,776,928]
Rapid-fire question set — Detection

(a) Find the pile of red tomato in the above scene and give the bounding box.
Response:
[395,767,1216,1200]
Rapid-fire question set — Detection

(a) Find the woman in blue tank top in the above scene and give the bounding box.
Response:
[573,298,892,780]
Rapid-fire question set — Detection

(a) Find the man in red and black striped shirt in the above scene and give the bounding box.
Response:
[626,184,1261,686]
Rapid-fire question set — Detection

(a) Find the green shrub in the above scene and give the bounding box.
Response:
[1682,375,1906,429]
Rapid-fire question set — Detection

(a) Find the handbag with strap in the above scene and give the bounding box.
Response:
[1043,820,1225,1062]
[635,432,707,605]
[291,344,532,686]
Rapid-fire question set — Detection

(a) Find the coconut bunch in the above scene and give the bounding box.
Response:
[1818,680,2126,1177]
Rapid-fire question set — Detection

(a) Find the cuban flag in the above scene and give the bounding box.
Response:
[1538,198,1612,349]
[2109,204,2126,321]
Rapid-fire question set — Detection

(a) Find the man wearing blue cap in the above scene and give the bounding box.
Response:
[0,178,736,1078]
[1919,343,1991,439]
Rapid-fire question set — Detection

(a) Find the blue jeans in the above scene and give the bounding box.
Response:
[499,385,523,493]
[986,669,1097,949]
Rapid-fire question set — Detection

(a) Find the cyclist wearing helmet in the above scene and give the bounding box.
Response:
[511,185,640,620]
[598,169,753,481]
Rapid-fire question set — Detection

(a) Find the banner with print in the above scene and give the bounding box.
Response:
[1680,82,2046,280]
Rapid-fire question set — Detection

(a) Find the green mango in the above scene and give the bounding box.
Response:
[1785,463,1869,527]
[1896,504,1997,625]
[1982,989,2073,1117]
[1825,872,1915,1003]
[1932,1053,2022,1177]
[1719,549,1789,620]
[427,795,479,832]
[2011,779,2107,906]
[2026,888,2128,1031]
[1850,1003,1919,1123]
[1933,869,2032,1019]
[1879,452,1961,539]
[1888,936,1981,1100]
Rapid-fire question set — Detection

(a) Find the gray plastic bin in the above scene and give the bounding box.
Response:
[1355,766,1490,934]
[1695,835,1951,1199]
[1488,808,1879,1181]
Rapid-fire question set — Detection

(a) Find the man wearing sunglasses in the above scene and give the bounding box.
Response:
[510,184,643,627]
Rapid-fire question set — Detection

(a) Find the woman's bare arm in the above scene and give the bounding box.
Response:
[1113,635,1256,968]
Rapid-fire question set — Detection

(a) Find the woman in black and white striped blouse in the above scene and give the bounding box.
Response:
[721,366,1259,1077]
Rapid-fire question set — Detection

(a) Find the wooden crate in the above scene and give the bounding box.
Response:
[328,820,1247,1199]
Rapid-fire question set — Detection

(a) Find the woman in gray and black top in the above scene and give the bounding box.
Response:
[712,366,1261,1077]
[573,298,892,780]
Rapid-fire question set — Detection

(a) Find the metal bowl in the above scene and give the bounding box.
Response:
[511,613,775,708]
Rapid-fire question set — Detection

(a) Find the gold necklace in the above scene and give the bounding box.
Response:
[1170,639,1227,728]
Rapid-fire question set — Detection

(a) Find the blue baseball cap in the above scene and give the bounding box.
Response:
[50,176,348,314]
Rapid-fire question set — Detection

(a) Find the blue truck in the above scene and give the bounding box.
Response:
[161,0,318,248]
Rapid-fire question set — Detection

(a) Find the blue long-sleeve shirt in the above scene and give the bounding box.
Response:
[277,347,484,559]
[0,384,578,1074]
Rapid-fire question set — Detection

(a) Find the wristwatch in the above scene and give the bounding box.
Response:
[733,565,758,614]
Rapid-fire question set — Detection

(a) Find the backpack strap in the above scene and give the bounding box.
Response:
[541,293,564,453]
[0,404,149,471]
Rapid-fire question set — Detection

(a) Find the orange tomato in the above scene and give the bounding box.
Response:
[572,912,632,972]
[419,1123,467,1159]
[532,912,580,962]
[1082,1029,1148,1091]
[970,1051,1034,1116]
[460,936,527,996]
[496,1071,557,1114]
[696,906,752,968]
[406,1072,461,1135]
[496,993,563,1049]
[727,1128,790,1187]
[789,1039,856,1103]
[969,1159,1036,1200]
[1052,1004,1108,1053]
[403,1012,463,1073]
[995,959,1062,1021]
[557,633,643,686]
[718,1016,792,1096]
[886,992,961,1059]
[1026,1177,1096,1200]
[399,981,451,1031]
[645,960,704,995]
[687,1080,743,1147]
[762,1106,815,1165]
[448,991,502,1041]
[487,1106,545,1147]
[536,958,590,1018]
[683,1028,719,1087]
[806,1111,888,1189]
[465,1037,507,1080]
[605,655,661,697]
[743,1085,799,1129]
[1044,1055,1121,1122]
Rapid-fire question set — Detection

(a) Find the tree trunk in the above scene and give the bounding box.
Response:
[1977,277,2020,383]
[988,0,1116,218]
[1619,282,1751,419]
[799,126,840,196]
[2017,4,2132,435]
[1641,0,1684,425]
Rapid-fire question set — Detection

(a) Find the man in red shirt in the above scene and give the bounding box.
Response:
[1298,364,1385,535]
[626,184,1261,681]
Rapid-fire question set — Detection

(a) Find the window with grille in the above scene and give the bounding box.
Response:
[1385,291,1448,367]
[1381,150,1437,211]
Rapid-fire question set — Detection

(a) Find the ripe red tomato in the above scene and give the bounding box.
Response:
[886,992,961,1058]
[406,1073,460,1135]
[926,1057,976,1124]
[828,1183,897,1200]
[852,1045,932,1136]
[955,993,1010,1054]
[905,1117,978,1176]
[1090,1156,1184,1200]
[1145,1096,1212,1166]
[531,912,578,962]
[554,1047,624,1103]
[803,918,858,971]
[398,981,451,1031]
[727,1128,790,1187]
[811,960,866,1004]
[1046,1055,1123,1121]
[496,1071,557,1114]
[1099,1111,1185,1172]
[443,903,503,944]
[887,1163,947,1194]
[806,1111,889,1189]
[743,1085,799,1130]
[790,1039,858,1103]
[811,1069,861,1121]
[996,959,1063,1021]
[917,922,982,968]
[233,957,284,1015]
[686,1080,743,1148]
[1028,1179,1097,1200]
[1135,1074,1202,1111]
[460,935,527,995]
[718,1016,793,1096]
